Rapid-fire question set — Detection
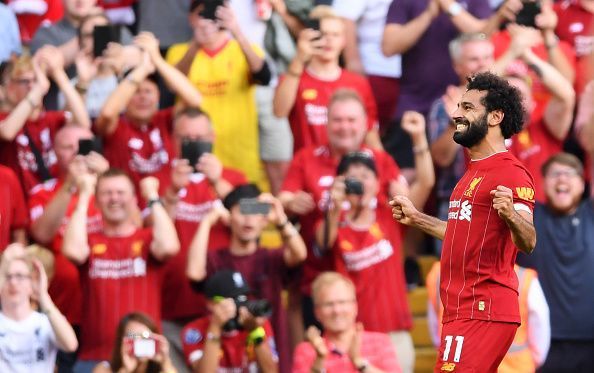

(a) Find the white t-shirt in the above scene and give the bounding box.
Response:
[0,311,58,373]
[333,0,402,78]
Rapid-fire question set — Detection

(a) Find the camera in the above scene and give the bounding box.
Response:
[223,295,272,331]
[123,332,157,358]
[344,178,364,195]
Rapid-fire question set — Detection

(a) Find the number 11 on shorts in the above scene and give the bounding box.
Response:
[442,335,464,362]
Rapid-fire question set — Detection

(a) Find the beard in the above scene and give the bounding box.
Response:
[453,113,488,148]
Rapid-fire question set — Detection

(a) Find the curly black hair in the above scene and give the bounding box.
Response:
[466,72,527,139]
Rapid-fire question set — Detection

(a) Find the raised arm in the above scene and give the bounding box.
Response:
[341,17,364,74]
[437,0,491,33]
[314,178,344,253]
[186,208,227,282]
[575,81,594,153]
[402,111,435,208]
[62,174,96,265]
[140,177,180,261]
[390,195,447,240]
[95,52,156,136]
[536,1,575,84]
[135,32,202,108]
[0,59,49,141]
[261,194,307,267]
[491,185,536,254]
[34,260,78,352]
[38,46,90,129]
[521,49,575,141]
[382,0,439,56]
[273,28,321,118]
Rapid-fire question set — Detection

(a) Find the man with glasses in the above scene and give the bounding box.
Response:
[0,243,78,372]
[517,153,594,373]
[292,271,401,372]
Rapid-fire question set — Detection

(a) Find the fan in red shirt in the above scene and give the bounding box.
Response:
[95,32,202,199]
[492,2,576,120]
[391,72,537,373]
[159,107,247,363]
[554,0,594,95]
[181,270,278,372]
[62,169,180,366]
[0,48,90,195]
[502,43,575,202]
[273,6,381,154]
[313,111,435,372]
[279,89,408,331]
[0,165,28,250]
[28,126,107,331]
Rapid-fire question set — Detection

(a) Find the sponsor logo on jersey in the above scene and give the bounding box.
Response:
[448,200,472,222]
[302,89,318,100]
[463,177,483,198]
[516,187,535,202]
[441,362,456,371]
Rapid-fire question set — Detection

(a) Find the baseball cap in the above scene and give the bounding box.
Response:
[204,270,251,299]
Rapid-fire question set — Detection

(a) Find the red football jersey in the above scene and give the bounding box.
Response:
[181,316,277,368]
[554,1,594,95]
[0,111,66,194]
[28,178,103,325]
[102,108,174,197]
[0,165,28,250]
[441,152,535,324]
[78,228,164,361]
[161,168,246,321]
[331,204,412,333]
[284,69,378,153]
[507,117,562,203]
[281,145,401,295]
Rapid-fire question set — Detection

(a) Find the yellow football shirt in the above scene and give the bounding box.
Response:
[166,39,266,190]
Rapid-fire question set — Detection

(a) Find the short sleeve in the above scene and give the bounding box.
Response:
[510,165,536,215]
[166,43,191,66]
[386,0,410,25]
[280,150,307,193]
[291,342,317,373]
[332,0,366,20]
[30,26,56,53]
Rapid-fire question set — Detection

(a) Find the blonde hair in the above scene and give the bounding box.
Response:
[4,54,34,81]
[309,5,341,22]
[311,272,356,305]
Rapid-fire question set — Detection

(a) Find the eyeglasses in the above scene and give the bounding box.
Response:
[546,169,581,179]
[316,299,356,309]
[4,273,31,282]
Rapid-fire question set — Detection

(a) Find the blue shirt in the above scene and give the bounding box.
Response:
[517,201,594,340]
[0,4,22,62]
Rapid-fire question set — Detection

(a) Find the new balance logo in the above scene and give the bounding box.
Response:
[459,200,472,222]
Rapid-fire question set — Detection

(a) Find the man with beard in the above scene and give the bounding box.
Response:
[391,72,537,373]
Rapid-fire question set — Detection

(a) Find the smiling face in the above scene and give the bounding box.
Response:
[451,89,490,148]
[313,17,345,63]
[544,162,584,214]
[314,279,357,333]
[95,175,137,225]
[327,98,367,154]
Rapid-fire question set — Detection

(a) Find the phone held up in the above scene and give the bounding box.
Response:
[181,139,213,171]
[124,333,157,359]
[239,198,271,215]
[77,138,102,156]
[93,25,121,58]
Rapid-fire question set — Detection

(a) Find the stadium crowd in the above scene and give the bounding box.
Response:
[0,0,592,372]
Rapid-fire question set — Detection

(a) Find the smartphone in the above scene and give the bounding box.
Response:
[239,198,271,215]
[305,18,322,41]
[515,1,541,28]
[181,139,213,170]
[344,178,364,196]
[124,336,157,358]
[78,138,102,156]
[93,25,121,58]
[199,0,225,20]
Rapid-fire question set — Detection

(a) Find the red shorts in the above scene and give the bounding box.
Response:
[434,319,518,373]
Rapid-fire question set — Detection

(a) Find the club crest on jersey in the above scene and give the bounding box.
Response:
[302,89,318,100]
[441,362,456,371]
[92,243,107,255]
[463,177,483,198]
[516,187,535,202]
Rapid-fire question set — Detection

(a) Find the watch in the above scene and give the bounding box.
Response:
[206,332,221,343]
[447,2,463,17]
[147,198,163,208]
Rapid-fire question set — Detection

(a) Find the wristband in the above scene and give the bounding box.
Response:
[247,326,266,346]
[447,2,463,17]
[276,219,289,230]
[147,198,163,208]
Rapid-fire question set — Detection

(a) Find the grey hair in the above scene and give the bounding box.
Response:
[449,32,490,62]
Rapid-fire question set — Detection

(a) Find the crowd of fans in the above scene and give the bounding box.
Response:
[0,0,592,372]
